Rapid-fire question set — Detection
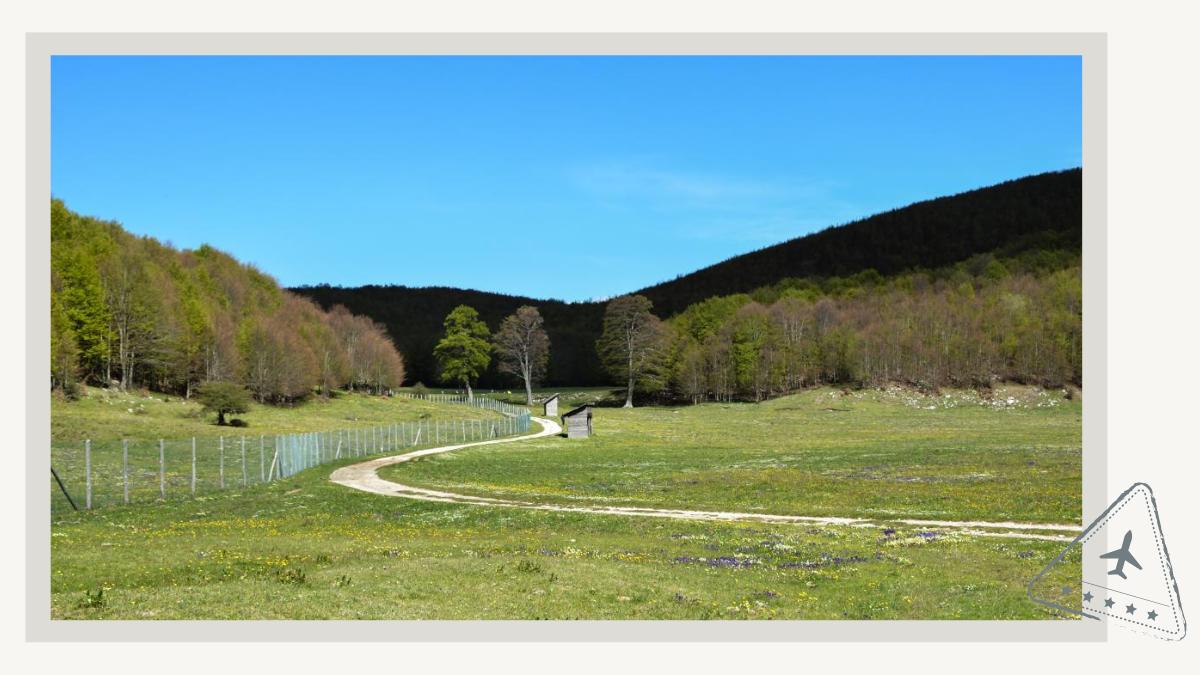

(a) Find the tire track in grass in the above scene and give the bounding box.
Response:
[330,416,1080,541]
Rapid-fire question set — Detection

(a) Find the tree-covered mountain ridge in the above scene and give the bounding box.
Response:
[295,168,1081,386]
[51,199,406,402]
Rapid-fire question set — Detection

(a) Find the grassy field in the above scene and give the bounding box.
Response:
[53,385,509,445]
[49,453,1079,620]
[50,387,512,512]
[48,384,1082,620]
[384,385,1082,524]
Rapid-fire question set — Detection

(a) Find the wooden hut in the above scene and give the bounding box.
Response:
[543,394,560,417]
[561,404,593,439]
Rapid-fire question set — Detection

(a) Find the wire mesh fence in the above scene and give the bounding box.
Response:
[395,392,531,418]
[51,398,532,514]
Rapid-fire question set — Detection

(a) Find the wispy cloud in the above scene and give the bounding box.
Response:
[570,161,835,205]
[567,160,859,245]
[678,215,839,245]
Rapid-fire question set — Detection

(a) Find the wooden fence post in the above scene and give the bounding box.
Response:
[84,439,91,510]
[158,439,165,499]
[267,437,279,481]
[122,439,129,505]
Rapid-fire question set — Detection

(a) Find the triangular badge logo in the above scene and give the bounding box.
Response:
[1029,483,1186,640]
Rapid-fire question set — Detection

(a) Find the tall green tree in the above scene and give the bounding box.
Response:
[434,305,491,401]
[54,248,112,383]
[493,306,550,405]
[50,281,81,395]
[597,295,669,408]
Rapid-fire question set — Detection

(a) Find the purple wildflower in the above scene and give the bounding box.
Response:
[708,556,755,569]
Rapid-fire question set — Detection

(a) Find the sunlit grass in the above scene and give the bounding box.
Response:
[383,385,1082,524]
[52,385,506,445]
[50,458,1076,620]
[49,384,1081,620]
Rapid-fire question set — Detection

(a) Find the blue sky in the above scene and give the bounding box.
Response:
[51,56,1081,302]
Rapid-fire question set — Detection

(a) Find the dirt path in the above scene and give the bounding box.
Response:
[330,416,1081,542]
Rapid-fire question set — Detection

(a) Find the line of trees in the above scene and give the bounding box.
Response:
[50,199,405,402]
[596,265,1082,406]
[429,261,1082,408]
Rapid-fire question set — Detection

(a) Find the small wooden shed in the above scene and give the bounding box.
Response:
[561,404,593,439]
[543,394,560,417]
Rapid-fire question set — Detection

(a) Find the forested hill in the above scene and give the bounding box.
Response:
[293,285,608,388]
[634,168,1081,316]
[51,200,406,401]
[295,168,1081,388]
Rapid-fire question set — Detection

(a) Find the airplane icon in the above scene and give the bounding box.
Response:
[1100,529,1142,580]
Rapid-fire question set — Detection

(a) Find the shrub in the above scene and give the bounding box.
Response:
[196,381,252,426]
[273,568,306,585]
[515,560,543,574]
[76,588,105,610]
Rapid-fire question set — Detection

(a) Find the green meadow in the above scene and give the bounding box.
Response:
[52,385,503,445]
[49,384,1081,620]
[388,385,1082,524]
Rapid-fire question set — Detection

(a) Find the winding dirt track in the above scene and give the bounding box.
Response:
[330,416,1080,542]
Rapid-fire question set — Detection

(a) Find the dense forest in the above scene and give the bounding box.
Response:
[294,169,1082,388]
[637,168,1082,316]
[659,259,1081,403]
[50,199,406,401]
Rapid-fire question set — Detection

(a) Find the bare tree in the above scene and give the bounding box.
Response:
[101,244,157,390]
[597,295,669,408]
[493,306,550,405]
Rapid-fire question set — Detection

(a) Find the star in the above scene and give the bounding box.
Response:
[1082,591,1094,603]
[1104,597,1115,608]
[1147,610,1158,621]
[1126,603,1137,615]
